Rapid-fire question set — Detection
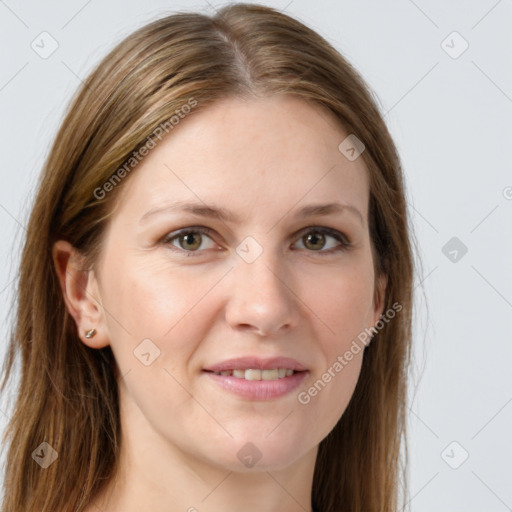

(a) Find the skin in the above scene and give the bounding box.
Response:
[54,94,386,512]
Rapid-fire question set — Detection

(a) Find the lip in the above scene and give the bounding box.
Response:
[203,356,308,372]
[203,369,308,400]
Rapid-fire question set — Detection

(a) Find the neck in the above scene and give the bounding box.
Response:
[87,386,318,512]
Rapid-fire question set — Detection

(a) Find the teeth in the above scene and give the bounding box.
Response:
[245,369,262,381]
[212,368,298,380]
[262,369,278,380]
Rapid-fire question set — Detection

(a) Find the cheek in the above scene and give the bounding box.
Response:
[315,353,363,435]
[99,257,218,413]
[100,254,230,382]
[102,254,213,336]
[302,259,375,342]
[294,256,373,427]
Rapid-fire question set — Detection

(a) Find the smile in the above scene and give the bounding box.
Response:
[208,368,298,380]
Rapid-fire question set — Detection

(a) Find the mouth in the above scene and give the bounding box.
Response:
[203,368,304,381]
[201,356,309,400]
[202,369,308,400]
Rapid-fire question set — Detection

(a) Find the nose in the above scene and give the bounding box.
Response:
[224,249,300,336]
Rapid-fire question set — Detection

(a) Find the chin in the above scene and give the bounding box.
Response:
[202,436,308,473]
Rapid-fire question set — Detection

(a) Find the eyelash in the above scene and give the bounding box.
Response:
[161,226,352,257]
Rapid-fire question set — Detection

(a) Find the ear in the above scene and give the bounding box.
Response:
[372,272,388,326]
[52,240,109,349]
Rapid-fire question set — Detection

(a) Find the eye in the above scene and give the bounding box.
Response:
[162,227,218,256]
[293,227,351,254]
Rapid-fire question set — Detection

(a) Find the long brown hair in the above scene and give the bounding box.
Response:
[0,4,415,511]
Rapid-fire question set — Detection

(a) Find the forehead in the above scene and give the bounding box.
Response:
[112,94,370,222]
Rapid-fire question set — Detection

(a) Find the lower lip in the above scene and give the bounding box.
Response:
[202,370,308,400]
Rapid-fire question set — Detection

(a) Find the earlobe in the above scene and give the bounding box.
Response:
[52,240,109,349]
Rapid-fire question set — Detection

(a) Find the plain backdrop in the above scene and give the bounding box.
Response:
[0,0,511,510]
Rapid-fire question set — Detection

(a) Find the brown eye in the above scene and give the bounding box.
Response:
[294,227,350,254]
[178,232,202,251]
[303,232,326,251]
[162,227,217,255]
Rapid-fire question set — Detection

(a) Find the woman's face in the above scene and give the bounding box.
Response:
[87,94,385,472]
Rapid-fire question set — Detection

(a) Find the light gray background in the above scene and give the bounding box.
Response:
[1,1,511,510]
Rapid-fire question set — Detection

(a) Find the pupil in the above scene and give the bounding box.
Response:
[183,233,200,250]
[306,232,324,250]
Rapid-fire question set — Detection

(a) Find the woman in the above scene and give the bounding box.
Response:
[0,3,415,511]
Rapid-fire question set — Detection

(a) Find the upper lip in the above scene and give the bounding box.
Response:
[203,356,308,372]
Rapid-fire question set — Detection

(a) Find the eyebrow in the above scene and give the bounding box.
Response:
[139,200,364,225]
